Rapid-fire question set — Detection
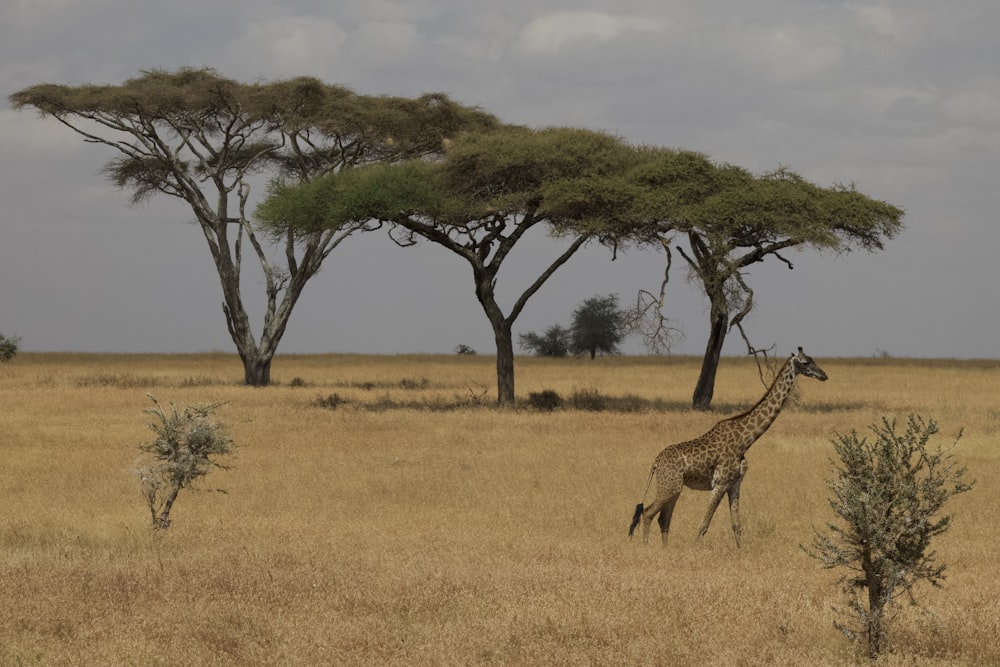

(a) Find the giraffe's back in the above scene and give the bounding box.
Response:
[654,423,745,491]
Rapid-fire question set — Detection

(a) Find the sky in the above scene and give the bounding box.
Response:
[1,1,998,360]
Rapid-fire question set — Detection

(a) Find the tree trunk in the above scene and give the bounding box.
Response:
[692,303,728,410]
[494,323,516,405]
[863,549,887,659]
[243,353,273,387]
[217,238,317,388]
[153,483,182,530]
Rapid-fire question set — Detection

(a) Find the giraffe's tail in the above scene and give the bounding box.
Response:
[628,503,644,538]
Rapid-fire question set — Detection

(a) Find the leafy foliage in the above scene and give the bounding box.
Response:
[0,332,20,362]
[615,150,906,409]
[806,415,974,659]
[570,294,625,359]
[136,395,236,530]
[258,125,645,404]
[519,324,571,357]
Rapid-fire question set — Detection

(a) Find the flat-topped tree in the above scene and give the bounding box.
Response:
[258,125,645,404]
[10,68,497,385]
[617,151,904,410]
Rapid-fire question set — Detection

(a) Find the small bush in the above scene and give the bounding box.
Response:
[313,393,348,410]
[528,389,563,411]
[805,414,974,659]
[0,332,20,362]
[568,388,607,411]
[136,395,236,530]
[400,377,430,390]
[288,376,309,387]
[462,387,490,406]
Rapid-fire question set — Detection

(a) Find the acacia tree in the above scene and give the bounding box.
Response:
[519,324,571,357]
[570,294,625,359]
[259,125,645,404]
[10,68,496,385]
[617,151,904,409]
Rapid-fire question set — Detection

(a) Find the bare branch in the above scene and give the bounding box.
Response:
[734,321,777,388]
[623,241,683,354]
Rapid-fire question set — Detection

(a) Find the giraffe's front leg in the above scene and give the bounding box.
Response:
[697,484,729,541]
[727,459,749,548]
[727,480,743,548]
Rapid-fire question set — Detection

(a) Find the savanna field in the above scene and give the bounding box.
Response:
[1,353,998,665]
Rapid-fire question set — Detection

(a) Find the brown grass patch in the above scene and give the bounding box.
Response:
[1,353,997,664]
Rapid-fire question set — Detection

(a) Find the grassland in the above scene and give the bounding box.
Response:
[1,352,998,665]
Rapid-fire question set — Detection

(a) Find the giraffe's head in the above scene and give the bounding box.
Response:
[791,346,828,381]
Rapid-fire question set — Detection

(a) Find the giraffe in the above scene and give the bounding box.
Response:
[628,347,828,547]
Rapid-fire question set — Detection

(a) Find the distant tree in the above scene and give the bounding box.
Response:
[454,344,477,355]
[570,294,625,359]
[136,395,237,530]
[805,415,974,659]
[11,68,496,386]
[258,125,645,404]
[604,151,905,409]
[519,324,571,357]
[0,332,19,362]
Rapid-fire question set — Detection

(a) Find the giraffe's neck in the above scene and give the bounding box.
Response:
[734,358,798,450]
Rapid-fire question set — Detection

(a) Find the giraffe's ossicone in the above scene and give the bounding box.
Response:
[628,347,828,548]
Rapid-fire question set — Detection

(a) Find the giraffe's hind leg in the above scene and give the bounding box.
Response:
[656,495,679,546]
[639,493,680,546]
[639,499,663,545]
[643,468,683,546]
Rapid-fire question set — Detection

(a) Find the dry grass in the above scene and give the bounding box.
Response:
[1,352,998,665]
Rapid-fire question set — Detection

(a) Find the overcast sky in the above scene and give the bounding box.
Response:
[1,1,997,359]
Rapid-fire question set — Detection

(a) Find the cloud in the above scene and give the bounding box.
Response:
[343,20,424,67]
[517,11,664,55]
[720,19,846,86]
[222,15,348,80]
[0,110,80,157]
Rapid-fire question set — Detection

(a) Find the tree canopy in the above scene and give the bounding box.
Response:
[10,68,497,385]
[570,294,626,359]
[259,125,902,405]
[259,125,647,403]
[602,150,905,409]
[519,324,571,358]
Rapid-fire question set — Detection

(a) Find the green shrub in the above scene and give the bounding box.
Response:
[805,414,974,659]
[0,332,19,362]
